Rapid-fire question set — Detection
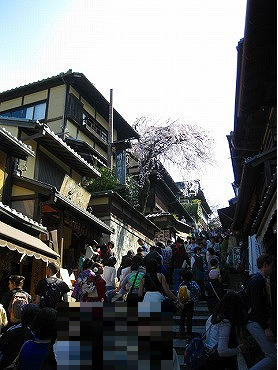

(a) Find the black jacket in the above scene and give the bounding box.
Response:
[206,280,225,312]
[247,272,271,329]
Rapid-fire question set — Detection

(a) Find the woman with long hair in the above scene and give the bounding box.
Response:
[203,291,245,370]
[138,259,178,303]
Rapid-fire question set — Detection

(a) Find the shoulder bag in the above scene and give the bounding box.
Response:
[125,271,140,303]
[209,281,220,301]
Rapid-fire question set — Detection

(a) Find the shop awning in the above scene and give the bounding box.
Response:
[0,221,59,263]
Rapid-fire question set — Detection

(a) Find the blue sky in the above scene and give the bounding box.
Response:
[0,0,247,211]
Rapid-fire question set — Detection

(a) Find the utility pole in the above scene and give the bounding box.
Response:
[107,89,113,170]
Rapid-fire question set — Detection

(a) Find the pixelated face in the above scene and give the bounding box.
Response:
[56,302,173,368]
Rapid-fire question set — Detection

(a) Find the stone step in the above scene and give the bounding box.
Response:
[173,301,210,368]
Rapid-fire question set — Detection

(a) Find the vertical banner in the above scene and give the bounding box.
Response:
[248,234,263,274]
[115,149,126,184]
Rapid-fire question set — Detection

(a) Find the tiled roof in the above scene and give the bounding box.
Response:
[0,201,47,233]
[0,126,34,158]
[0,70,73,96]
[41,123,101,178]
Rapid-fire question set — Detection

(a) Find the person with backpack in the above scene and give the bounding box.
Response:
[201,292,245,370]
[245,254,276,370]
[191,247,206,300]
[0,303,40,369]
[178,269,200,340]
[16,307,57,370]
[35,262,69,309]
[1,275,31,329]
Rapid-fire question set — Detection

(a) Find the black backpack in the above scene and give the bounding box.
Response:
[40,277,63,309]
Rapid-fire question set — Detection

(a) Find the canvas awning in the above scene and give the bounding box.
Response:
[0,221,59,263]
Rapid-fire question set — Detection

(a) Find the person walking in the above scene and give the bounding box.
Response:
[71,258,96,302]
[102,256,117,302]
[191,247,206,300]
[91,262,107,302]
[178,269,200,340]
[171,243,190,294]
[16,307,57,370]
[246,254,276,370]
[206,269,225,314]
[35,262,69,308]
[137,238,148,255]
[1,275,31,328]
[138,259,178,303]
[120,260,145,303]
[0,303,40,369]
[202,292,245,370]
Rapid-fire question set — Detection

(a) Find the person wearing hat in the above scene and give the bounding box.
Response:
[206,269,225,314]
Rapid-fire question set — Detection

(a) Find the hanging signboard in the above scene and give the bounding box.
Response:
[60,175,91,210]
[115,149,126,184]
[248,234,263,274]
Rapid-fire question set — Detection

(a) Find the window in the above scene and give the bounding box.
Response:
[36,151,66,189]
[0,101,46,121]
[83,112,108,143]
[67,94,83,124]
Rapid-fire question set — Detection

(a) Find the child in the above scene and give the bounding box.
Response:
[178,269,200,340]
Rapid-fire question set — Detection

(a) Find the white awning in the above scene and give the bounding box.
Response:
[0,221,59,263]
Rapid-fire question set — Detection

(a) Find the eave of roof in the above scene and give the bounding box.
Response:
[12,175,114,235]
[0,125,34,159]
[0,118,101,178]
[150,172,194,223]
[232,149,277,230]
[0,201,47,234]
[53,192,114,235]
[217,204,236,232]
[146,212,193,233]
[251,171,277,234]
[0,70,140,141]
[65,137,107,167]
[90,190,160,231]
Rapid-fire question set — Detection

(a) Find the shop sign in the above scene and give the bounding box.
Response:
[60,175,91,210]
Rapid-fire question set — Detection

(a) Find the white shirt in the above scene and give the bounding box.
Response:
[102,266,116,288]
[85,246,94,259]
[205,315,240,357]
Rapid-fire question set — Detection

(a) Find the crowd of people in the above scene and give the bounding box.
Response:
[0,263,61,369]
[0,235,275,369]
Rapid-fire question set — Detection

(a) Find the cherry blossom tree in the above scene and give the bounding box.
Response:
[130,116,215,189]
